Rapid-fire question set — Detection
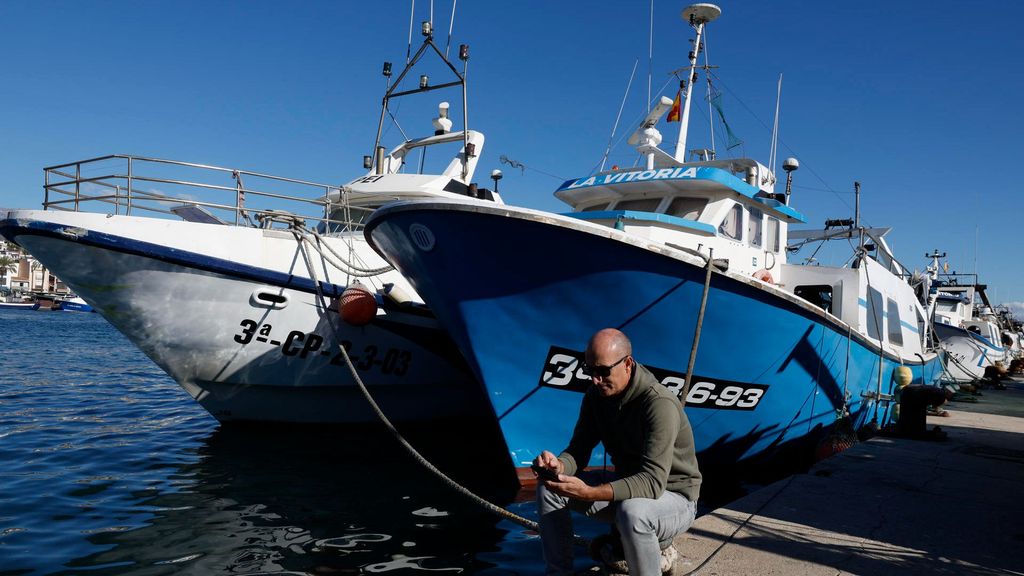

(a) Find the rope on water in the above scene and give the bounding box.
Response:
[291,227,590,547]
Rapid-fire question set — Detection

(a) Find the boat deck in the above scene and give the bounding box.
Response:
[668,376,1024,575]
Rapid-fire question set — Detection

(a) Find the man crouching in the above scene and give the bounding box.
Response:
[534,328,702,576]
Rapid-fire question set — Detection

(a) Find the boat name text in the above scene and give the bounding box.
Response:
[562,167,700,190]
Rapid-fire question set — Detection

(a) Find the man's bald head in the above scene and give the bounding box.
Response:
[585,328,635,397]
[587,328,632,359]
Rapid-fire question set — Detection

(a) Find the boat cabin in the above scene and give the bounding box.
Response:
[554,158,806,279]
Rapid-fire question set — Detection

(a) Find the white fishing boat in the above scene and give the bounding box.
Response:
[925,251,1010,381]
[0,25,501,424]
[365,3,945,480]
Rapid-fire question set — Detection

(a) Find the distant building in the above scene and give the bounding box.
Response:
[0,238,70,295]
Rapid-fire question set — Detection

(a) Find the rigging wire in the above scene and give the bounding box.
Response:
[406,0,415,64]
[445,0,457,59]
[598,58,639,173]
[705,70,858,219]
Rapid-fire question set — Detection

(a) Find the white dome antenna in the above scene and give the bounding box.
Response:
[682,3,721,25]
[433,102,453,135]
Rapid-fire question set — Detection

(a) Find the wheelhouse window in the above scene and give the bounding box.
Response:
[887,298,904,346]
[327,206,376,232]
[718,204,743,240]
[747,208,763,247]
[615,198,662,212]
[795,284,833,313]
[667,197,707,220]
[578,201,609,212]
[766,216,780,252]
[866,287,884,340]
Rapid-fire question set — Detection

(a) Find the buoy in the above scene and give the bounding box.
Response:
[752,269,773,284]
[894,366,913,388]
[380,282,413,306]
[339,281,377,326]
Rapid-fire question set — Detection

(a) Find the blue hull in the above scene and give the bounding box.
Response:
[366,203,944,472]
[56,301,94,313]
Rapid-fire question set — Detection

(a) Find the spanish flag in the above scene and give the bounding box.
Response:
[667,88,682,122]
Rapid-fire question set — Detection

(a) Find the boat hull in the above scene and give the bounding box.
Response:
[1,210,486,424]
[934,322,1004,382]
[365,202,944,472]
[0,302,37,310]
[55,297,94,312]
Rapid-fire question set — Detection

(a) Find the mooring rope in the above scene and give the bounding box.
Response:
[681,248,715,406]
[291,229,590,547]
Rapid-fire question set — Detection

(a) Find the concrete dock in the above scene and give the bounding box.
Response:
[672,376,1024,575]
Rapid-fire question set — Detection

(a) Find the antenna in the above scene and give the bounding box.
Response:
[629,96,675,169]
[769,73,783,176]
[782,157,798,205]
[674,3,721,162]
[648,0,654,113]
[599,59,639,172]
[445,0,457,58]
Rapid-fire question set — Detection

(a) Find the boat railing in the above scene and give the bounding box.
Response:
[42,154,368,232]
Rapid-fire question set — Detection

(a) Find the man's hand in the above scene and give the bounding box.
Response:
[533,450,563,473]
[543,474,592,499]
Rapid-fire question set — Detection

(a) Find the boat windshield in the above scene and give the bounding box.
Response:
[718,204,743,240]
[667,197,707,220]
[615,198,662,212]
[322,205,377,233]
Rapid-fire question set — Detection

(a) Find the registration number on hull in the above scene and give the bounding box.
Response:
[537,345,767,411]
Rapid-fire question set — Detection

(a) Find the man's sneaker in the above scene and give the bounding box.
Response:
[659,545,679,574]
[596,542,679,575]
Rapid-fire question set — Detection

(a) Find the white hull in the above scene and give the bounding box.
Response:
[3,210,484,424]
[935,323,1006,382]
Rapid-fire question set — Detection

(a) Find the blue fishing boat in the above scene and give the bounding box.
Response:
[54,295,95,313]
[365,3,945,480]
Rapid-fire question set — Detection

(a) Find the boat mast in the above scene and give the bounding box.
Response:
[854,181,863,250]
[674,3,720,162]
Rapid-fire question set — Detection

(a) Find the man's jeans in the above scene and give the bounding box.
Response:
[537,471,697,576]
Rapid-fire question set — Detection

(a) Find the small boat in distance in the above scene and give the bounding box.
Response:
[0,295,37,310]
[0,21,500,425]
[365,3,944,482]
[54,295,94,313]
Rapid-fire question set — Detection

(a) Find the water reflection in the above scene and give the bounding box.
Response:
[60,423,536,575]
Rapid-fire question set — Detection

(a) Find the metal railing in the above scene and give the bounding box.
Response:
[43,154,367,232]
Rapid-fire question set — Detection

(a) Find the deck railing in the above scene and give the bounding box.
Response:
[43,155,365,231]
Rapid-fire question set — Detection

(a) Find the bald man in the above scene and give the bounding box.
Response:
[533,328,701,576]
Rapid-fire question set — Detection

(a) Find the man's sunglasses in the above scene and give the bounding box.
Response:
[581,354,629,379]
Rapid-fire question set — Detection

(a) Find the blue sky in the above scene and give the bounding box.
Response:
[1,1,1022,315]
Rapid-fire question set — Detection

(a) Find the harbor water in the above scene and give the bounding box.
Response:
[0,310,601,575]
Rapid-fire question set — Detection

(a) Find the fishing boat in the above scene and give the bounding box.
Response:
[925,252,1009,381]
[54,295,94,313]
[0,23,499,424]
[0,296,36,310]
[364,3,944,480]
